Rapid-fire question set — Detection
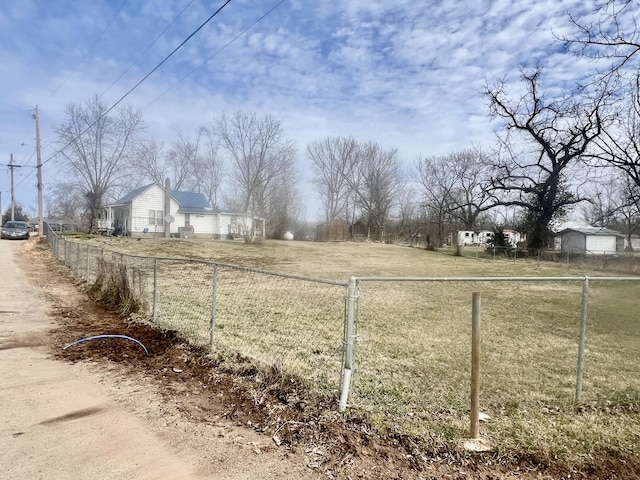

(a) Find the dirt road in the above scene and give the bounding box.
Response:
[0,239,319,480]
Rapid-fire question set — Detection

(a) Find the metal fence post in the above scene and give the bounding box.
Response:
[76,242,80,274]
[210,264,219,349]
[152,258,158,323]
[470,292,482,438]
[86,244,91,279]
[575,276,590,402]
[339,276,358,412]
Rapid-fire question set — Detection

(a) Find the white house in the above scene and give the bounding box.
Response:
[99,183,265,239]
[557,227,624,255]
[451,229,524,247]
[503,229,524,247]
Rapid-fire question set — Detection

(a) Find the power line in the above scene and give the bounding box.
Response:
[100,0,196,99]
[40,0,233,169]
[42,0,129,106]
[146,0,286,108]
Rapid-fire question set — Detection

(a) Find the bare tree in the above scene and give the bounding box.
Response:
[265,172,301,238]
[348,141,404,242]
[55,95,143,232]
[414,149,494,248]
[214,110,297,242]
[560,1,640,85]
[307,136,358,222]
[415,154,458,248]
[484,68,605,249]
[134,138,168,186]
[194,129,224,208]
[448,149,494,229]
[46,182,85,222]
[560,2,640,193]
[588,74,640,189]
[581,173,640,249]
[167,132,201,191]
[395,186,425,245]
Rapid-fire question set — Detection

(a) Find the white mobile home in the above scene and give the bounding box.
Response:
[100,183,264,238]
[451,229,524,247]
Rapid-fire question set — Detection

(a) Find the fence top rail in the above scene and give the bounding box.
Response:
[355,276,640,283]
[50,230,348,287]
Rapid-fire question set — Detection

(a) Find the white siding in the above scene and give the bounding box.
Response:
[130,185,165,233]
[189,214,215,236]
[218,214,231,238]
[114,183,248,237]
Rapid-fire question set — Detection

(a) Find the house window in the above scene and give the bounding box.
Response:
[156,210,164,226]
[148,210,155,225]
[185,213,190,227]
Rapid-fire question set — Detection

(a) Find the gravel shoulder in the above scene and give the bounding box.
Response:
[0,239,320,480]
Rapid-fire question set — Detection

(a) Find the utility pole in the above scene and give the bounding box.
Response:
[8,154,22,221]
[34,106,44,236]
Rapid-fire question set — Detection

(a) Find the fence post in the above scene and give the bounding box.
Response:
[470,292,482,438]
[575,276,590,402]
[86,244,91,279]
[339,276,358,412]
[210,264,219,349]
[76,242,81,274]
[152,258,158,323]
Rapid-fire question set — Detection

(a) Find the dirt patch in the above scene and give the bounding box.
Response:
[18,240,640,479]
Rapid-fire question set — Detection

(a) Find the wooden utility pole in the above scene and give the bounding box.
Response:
[8,153,22,221]
[34,106,44,235]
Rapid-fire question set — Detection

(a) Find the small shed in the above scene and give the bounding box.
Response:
[557,227,624,255]
[315,221,350,242]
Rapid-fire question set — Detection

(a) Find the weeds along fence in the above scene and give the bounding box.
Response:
[45,226,640,437]
[45,225,348,401]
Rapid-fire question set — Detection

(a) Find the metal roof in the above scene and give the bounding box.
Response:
[558,227,624,237]
[112,183,214,212]
[171,190,211,210]
[113,183,155,205]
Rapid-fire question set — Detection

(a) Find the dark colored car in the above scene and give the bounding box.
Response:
[1,221,30,240]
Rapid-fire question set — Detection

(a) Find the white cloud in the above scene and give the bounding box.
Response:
[0,0,619,220]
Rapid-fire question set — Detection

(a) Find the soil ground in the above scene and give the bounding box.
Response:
[1,238,636,479]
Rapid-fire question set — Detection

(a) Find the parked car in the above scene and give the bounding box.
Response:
[1,221,30,240]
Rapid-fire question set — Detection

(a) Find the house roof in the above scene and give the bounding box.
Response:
[113,183,155,205]
[558,227,624,237]
[171,190,211,212]
[112,183,215,212]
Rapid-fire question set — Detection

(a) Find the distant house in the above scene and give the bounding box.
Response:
[450,229,523,247]
[557,227,624,255]
[99,183,265,238]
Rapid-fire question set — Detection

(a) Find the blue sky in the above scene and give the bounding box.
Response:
[0,0,600,221]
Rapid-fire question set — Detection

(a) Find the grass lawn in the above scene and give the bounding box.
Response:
[64,235,640,464]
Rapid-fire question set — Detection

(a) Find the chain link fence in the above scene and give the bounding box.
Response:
[45,224,348,400]
[352,275,640,437]
[44,225,640,432]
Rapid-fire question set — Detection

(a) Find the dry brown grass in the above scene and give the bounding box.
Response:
[68,235,640,466]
